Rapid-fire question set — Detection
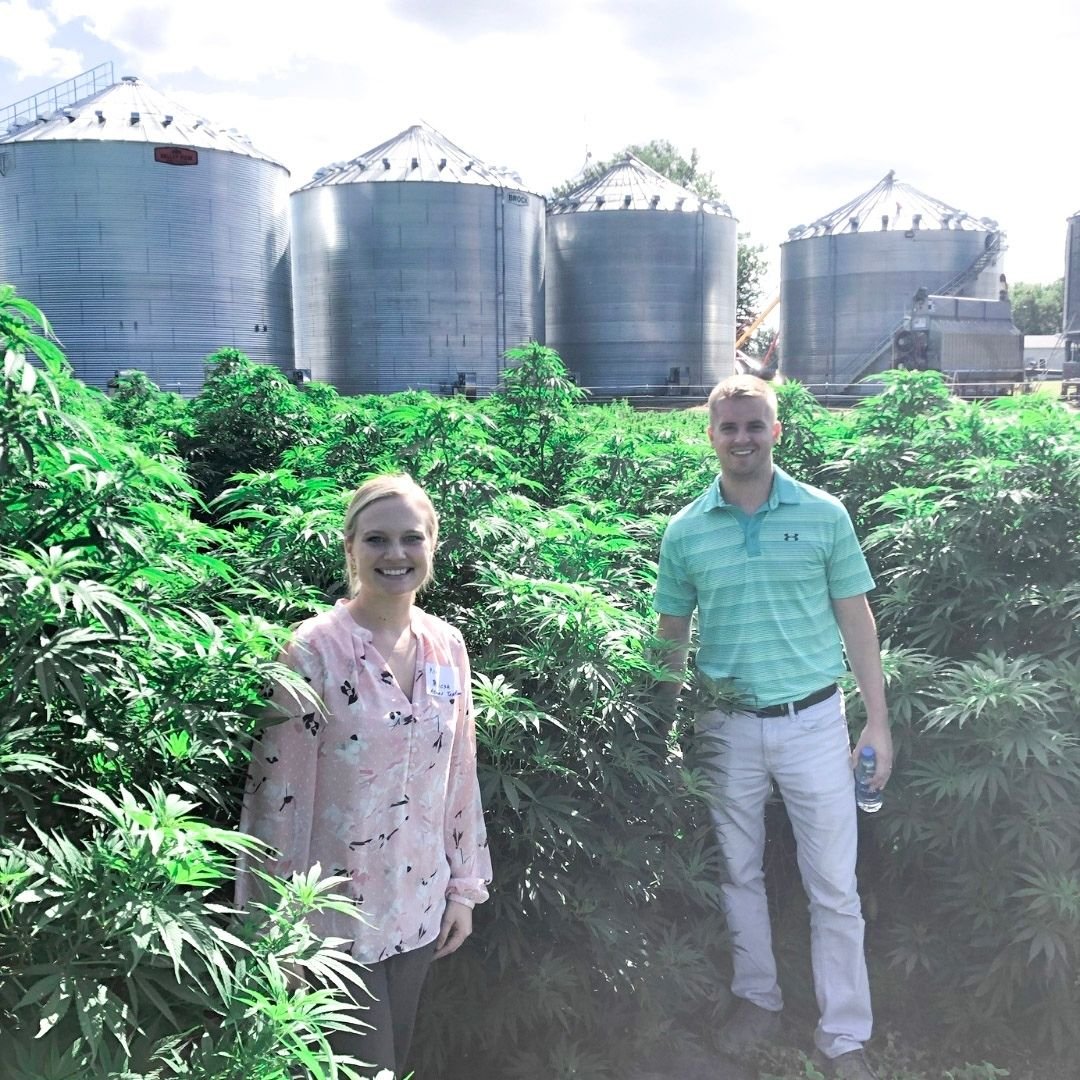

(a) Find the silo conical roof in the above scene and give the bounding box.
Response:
[787,170,996,240]
[549,154,732,216]
[0,75,283,165]
[301,122,528,189]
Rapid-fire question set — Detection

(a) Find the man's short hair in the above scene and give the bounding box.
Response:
[707,374,778,417]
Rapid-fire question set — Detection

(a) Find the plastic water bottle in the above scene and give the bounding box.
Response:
[855,747,882,813]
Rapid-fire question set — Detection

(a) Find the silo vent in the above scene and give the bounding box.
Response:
[849,216,859,232]
[121,75,138,84]
[881,214,888,230]
[623,194,632,208]
[438,157,446,170]
[650,194,661,209]
[382,158,391,170]
[595,195,605,207]
[464,161,474,172]
[411,157,419,170]
[912,213,921,230]
[130,112,140,126]
[95,110,105,124]
[63,111,75,123]
[675,197,686,211]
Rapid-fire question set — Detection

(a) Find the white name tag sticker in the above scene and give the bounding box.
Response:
[425,663,459,698]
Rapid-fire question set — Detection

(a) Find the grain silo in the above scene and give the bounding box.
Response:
[0,65,293,394]
[290,123,545,396]
[1064,213,1080,362]
[546,155,737,394]
[779,171,1005,390]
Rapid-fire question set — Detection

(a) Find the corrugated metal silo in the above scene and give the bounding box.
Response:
[1064,212,1080,347]
[0,70,293,394]
[290,123,545,395]
[546,156,737,393]
[779,171,1005,389]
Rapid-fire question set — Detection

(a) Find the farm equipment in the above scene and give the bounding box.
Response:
[892,289,1025,398]
[1062,359,1080,404]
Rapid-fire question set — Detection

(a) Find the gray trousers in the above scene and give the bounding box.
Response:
[699,691,872,1058]
[330,942,436,1078]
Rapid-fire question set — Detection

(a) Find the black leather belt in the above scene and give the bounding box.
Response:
[750,683,837,718]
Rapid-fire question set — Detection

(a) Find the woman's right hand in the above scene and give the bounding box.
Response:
[434,899,473,959]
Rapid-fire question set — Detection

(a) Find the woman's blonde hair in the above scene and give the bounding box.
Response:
[343,474,439,594]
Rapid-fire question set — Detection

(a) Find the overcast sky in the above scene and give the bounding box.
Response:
[1,0,1076,294]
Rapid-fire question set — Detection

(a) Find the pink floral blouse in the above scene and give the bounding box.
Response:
[235,599,492,963]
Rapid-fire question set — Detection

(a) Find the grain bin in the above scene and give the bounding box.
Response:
[1064,213,1080,357]
[0,70,293,394]
[546,155,737,393]
[290,123,545,396]
[780,171,1005,389]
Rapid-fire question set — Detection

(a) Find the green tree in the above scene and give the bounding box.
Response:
[1009,278,1064,335]
[550,140,770,333]
[552,139,720,201]
[737,234,769,337]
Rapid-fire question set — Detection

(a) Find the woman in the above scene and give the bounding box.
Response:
[236,474,491,1077]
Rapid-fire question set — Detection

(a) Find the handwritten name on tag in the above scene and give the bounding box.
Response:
[425,662,460,698]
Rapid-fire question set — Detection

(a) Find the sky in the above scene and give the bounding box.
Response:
[1,0,1076,297]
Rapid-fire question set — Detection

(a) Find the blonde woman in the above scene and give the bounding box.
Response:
[237,474,491,1077]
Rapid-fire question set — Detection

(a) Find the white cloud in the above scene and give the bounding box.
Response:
[159,2,681,192]
[48,0,421,81]
[12,0,1076,284]
[668,0,1079,283]
[0,0,82,80]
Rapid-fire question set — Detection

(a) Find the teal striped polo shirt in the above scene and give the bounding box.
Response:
[654,467,874,709]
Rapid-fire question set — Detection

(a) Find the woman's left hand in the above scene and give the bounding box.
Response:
[434,899,473,959]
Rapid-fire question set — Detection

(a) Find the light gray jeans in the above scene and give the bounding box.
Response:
[698,690,872,1059]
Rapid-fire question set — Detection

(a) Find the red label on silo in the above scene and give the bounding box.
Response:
[155,147,199,166]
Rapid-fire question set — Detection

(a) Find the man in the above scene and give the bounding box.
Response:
[654,374,893,1080]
